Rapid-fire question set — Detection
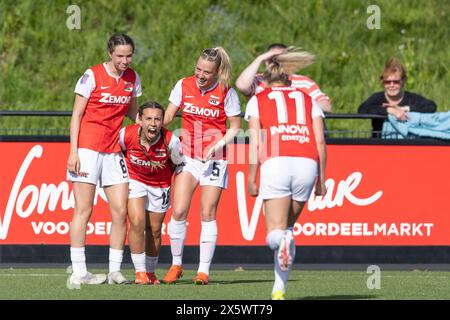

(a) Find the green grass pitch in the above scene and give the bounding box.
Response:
[1,267,450,300]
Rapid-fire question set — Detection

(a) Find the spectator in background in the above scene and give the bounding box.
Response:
[235,43,332,113]
[358,57,437,138]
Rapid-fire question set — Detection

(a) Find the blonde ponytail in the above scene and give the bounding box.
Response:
[275,47,315,74]
[263,47,316,85]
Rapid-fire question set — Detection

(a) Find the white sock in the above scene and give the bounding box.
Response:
[131,252,146,273]
[168,218,186,266]
[286,229,296,261]
[109,248,124,273]
[70,247,87,278]
[272,230,296,294]
[198,220,218,275]
[145,255,159,273]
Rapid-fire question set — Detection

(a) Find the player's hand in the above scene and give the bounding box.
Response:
[259,47,286,62]
[203,140,225,163]
[247,180,259,197]
[203,148,214,163]
[67,152,80,174]
[315,180,327,196]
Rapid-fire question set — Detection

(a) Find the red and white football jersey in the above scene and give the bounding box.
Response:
[245,86,324,164]
[252,73,330,103]
[119,124,182,188]
[75,63,142,153]
[168,76,241,160]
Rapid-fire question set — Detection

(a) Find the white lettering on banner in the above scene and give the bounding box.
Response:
[0,145,108,240]
[308,172,383,211]
[236,170,384,241]
[31,221,112,235]
[292,222,434,237]
[235,172,264,241]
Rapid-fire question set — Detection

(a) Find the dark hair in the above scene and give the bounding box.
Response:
[107,33,135,53]
[267,43,287,51]
[138,101,165,118]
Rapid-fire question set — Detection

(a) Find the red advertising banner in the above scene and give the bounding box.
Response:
[0,142,449,245]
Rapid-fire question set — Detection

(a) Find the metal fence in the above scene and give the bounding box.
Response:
[0,110,387,138]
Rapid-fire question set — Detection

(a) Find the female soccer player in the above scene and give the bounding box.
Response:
[245,53,327,300]
[67,33,142,285]
[162,47,241,285]
[119,102,184,285]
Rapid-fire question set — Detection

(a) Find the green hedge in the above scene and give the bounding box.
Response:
[0,0,448,133]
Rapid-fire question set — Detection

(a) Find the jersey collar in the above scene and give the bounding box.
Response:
[196,80,219,96]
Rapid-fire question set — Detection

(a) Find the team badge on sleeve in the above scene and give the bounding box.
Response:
[124,81,133,92]
[80,73,89,84]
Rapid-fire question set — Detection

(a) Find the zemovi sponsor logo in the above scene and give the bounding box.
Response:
[183,102,220,118]
[99,93,131,104]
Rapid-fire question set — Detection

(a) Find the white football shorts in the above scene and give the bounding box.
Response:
[128,179,171,213]
[181,156,228,189]
[67,148,129,187]
[259,156,318,201]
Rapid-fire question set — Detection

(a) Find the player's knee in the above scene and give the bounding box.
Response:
[171,208,188,220]
[266,229,284,250]
[200,206,217,220]
[151,228,161,240]
[73,206,93,221]
[129,217,145,232]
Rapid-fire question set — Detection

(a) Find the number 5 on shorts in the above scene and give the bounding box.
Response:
[212,161,220,177]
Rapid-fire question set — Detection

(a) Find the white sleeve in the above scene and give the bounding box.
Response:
[168,79,183,107]
[224,88,241,117]
[244,95,259,122]
[118,128,126,151]
[312,99,325,119]
[133,72,143,97]
[168,134,184,165]
[74,69,95,99]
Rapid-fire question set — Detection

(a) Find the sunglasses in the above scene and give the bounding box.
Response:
[383,80,401,85]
